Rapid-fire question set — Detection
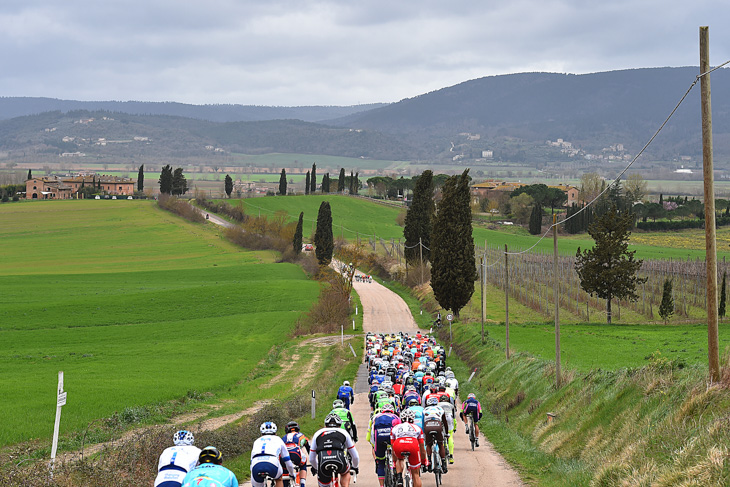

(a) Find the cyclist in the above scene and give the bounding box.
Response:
[337,380,355,409]
[422,397,448,473]
[250,422,296,487]
[283,421,310,487]
[182,446,238,487]
[154,430,201,487]
[437,393,456,464]
[309,414,360,487]
[330,399,358,442]
[390,409,428,487]
[460,393,483,447]
[367,403,401,487]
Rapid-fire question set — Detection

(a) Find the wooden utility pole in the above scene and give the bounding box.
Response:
[481,254,486,343]
[553,214,561,387]
[700,26,720,382]
[505,244,510,359]
[419,237,424,285]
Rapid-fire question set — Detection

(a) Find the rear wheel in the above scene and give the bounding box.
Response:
[468,416,476,451]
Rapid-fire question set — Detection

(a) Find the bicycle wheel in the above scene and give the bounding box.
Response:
[385,448,395,487]
[432,447,442,486]
[469,416,476,451]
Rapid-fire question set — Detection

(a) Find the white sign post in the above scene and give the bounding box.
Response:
[311,390,316,419]
[50,371,66,477]
[447,314,453,342]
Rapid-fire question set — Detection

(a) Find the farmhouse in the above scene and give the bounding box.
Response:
[25,175,136,200]
[470,180,581,207]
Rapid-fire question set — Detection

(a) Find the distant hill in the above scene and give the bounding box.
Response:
[1,68,729,167]
[329,67,730,159]
[0,110,420,163]
[0,97,388,123]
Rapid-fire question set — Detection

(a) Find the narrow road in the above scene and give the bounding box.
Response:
[347,275,524,486]
[203,217,523,486]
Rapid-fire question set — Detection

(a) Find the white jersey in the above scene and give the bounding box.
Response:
[154,445,201,487]
[438,401,455,430]
[423,405,445,421]
[445,377,459,391]
[390,422,424,441]
[251,435,290,461]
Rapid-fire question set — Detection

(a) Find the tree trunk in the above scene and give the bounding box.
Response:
[606,297,612,324]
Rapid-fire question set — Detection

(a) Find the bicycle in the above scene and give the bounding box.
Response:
[401,452,413,487]
[384,445,397,487]
[428,432,443,487]
[467,414,477,451]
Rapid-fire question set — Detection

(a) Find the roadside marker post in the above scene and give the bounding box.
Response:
[448,346,452,357]
[447,314,453,342]
[311,390,316,419]
[467,368,477,382]
[349,343,357,357]
[50,371,66,477]
[353,319,355,331]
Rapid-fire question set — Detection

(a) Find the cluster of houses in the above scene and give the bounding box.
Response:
[470,179,580,206]
[25,175,136,200]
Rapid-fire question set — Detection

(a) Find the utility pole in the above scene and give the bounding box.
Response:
[505,244,510,360]
[481,253,486,343]
[700,26,720,382]
[553,214,561,387]
[419,237,424,285]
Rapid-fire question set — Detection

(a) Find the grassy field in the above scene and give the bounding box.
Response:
[226,194,730,261]
[0,200,320,446]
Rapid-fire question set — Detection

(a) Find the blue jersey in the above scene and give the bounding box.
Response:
[182,463,238,487]
[407,406,425,430]
[338,385,354,400]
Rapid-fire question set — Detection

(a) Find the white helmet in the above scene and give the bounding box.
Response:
[344,380,350,386]
[173,430,194,446]
[260,421,277,435]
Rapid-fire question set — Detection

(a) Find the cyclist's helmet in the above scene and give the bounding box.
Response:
[407,398,419,407]
[426,397,439,406]
[285,421,300,432]
[260,421,278,435]
[325,413,342,428]
[343,380,350,386]
[381,403,395,413]
[173,430,194,446]
[333,399,345,409]
[439,394,451,403]
[199,446,223,465]
[401,409,416,423]
[468,393,476,399]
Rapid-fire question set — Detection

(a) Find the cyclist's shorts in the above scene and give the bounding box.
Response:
[392,437,422,470]
[374,436,392,459]
[317,450,349,483]
[154,468,186,487]
[251,457,283,487]
[284,449,307,467]
[423,420,444,445]
[464,405,481,420]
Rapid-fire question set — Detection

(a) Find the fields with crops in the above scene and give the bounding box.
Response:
[0,200,320,446]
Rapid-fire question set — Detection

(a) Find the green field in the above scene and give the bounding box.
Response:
[0,200,320,446]
[227,194,730,261]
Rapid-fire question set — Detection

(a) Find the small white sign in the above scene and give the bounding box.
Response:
[57,392,67,407]
[446,314,453,321]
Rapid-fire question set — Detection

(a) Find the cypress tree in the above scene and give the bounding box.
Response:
[404,170,435,264]
[27,169,32,180]
[529,203,542,235]
[171,167,188,196]
[293,212,304,255]
[659,193,663,205]
[314,201,333,265]
[224,174,233,198]
[431,169,476,318]
[338,168,346,193]
[305,171,310,195]
[279,168,287,195]
[311,163,317,193]
[720,271,727,319]
[158,165,173,194]
[354,172,359,195]
[659,278,674,324]
[349,170,354,194]
[137,164,144,191]
[322,173,330,193]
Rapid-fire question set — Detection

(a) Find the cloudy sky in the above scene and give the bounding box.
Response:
[1,0,728,106]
